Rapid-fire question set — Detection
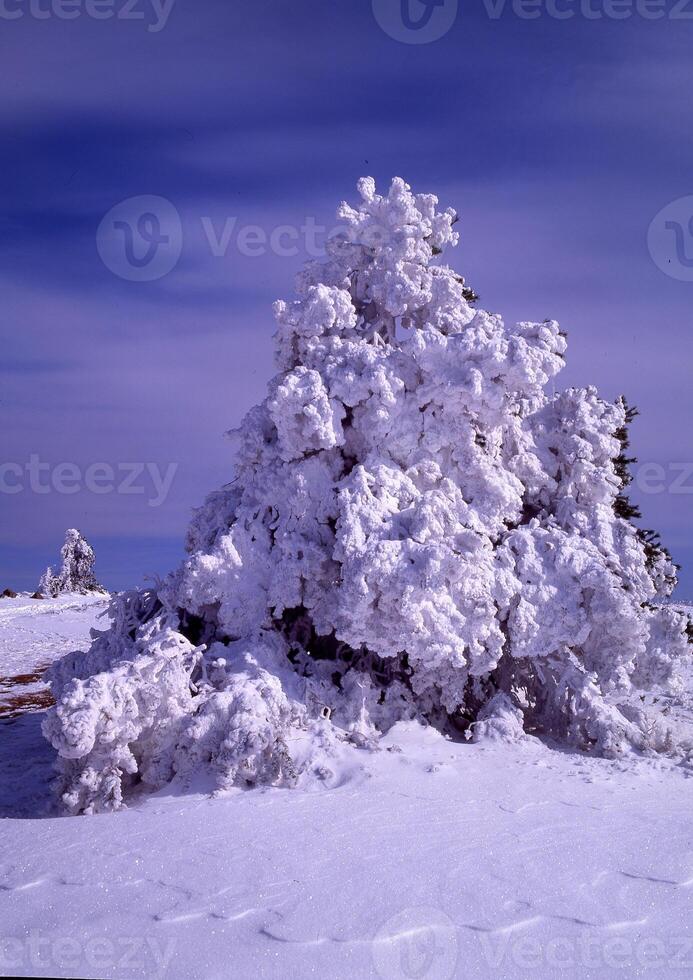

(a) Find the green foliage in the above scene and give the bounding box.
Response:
[612,397,677,591]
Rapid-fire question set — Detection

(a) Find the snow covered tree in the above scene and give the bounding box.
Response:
[39,529,106,597]
[37,566,56,597]
[44,178,691,814]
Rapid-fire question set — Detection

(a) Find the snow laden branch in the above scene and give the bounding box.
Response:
[44,177,691,813]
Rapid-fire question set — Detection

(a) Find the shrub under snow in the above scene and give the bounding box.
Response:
[44,178,691,813]
[39,529,106,597]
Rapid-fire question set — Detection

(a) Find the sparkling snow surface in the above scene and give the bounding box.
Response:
[1,600,692,979]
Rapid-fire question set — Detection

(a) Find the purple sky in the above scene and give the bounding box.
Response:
[1,1,692,596]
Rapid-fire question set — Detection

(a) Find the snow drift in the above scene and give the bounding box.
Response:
[44,177,691,813]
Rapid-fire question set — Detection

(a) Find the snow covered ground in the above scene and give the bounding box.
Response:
[0,594,109,718]
[1,600,693,979]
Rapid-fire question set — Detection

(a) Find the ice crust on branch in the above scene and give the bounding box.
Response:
[39,529,106,597]
[44,178,691,812]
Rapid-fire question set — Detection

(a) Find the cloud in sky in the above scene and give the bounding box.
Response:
[2,1,692,593]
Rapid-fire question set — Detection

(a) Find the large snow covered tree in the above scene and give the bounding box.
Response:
[39,529,106,597]
[44,178,691,813]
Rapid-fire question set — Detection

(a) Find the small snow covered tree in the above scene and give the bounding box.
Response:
[39,529,106,596]
[44,178,691,813]
[38,566,56,597]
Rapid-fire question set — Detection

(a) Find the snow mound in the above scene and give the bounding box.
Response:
[472,692,526,744]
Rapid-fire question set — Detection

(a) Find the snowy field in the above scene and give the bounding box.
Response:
[0,594,109,718]
[1,599,692,979]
